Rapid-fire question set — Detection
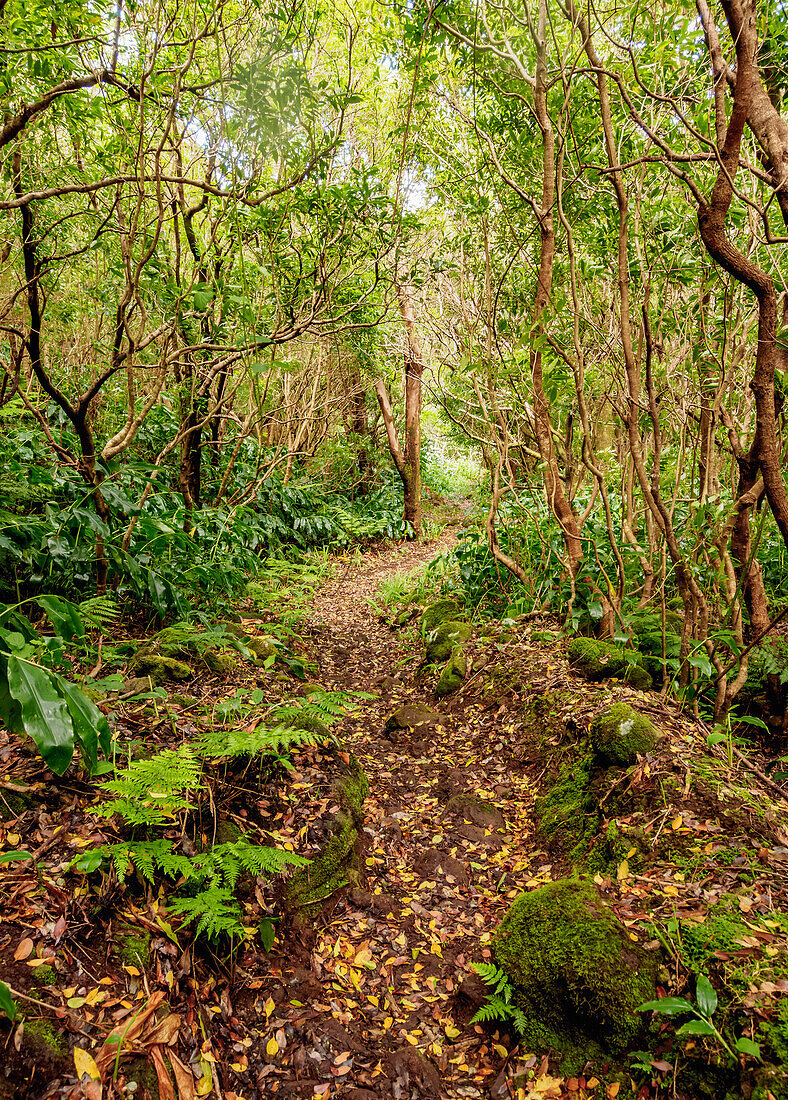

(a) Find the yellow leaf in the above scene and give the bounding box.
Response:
[617,860,629,881]
[444,1025,460,1039]
[405,1033,418,1046]
[266,1037,279,1057]
[626,847,637,859]
[607,1083,620,1099]
[74,1046,100,1081]
[663,885,679,897]
[587,1079,599,1089]
[367,995,379,1007]
[494,1043,508,1058]
[196,1065,213,1097]
[670,815,683,830]
[382,1016,393,1030]
[122,965,140,976]
[5,832,20,846]
[263,996,275,1019]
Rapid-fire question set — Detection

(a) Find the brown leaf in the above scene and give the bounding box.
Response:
[168,1051,196,1100]
[144,1013,181,1048]
[150,1046,176,1100]
[96,991,167,1073]
[14,938,33,961]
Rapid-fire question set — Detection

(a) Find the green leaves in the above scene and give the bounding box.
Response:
[638,996,695,1016]
[639,976,760,1062]
[6,655,75,775]
[0,981,18,1022]
[695,974,717,1017]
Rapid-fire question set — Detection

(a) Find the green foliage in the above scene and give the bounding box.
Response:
[0,981,18,1022]
[471,962,528,1033]
[94,747,203,827]
[639,975,761,1061]
[0,598,111,775]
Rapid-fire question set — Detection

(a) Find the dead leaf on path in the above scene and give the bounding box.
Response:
[14,938,33,961]
[74,1046,101,1081]
[144,1012,181,1047]
[150,1045,176,1100]
[168,1051,196,1100]
[96,990,167,1073]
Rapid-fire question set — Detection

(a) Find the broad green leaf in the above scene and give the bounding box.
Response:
[0,981,17,1021]
[675,1019,717,1037]
[638,997,695,1016]
[734,1036,761,1059]
[7,656,74,775]
[53,673,112,771]
[695,974,717,1017]
[0,851,34,863]
[36,596,84,641]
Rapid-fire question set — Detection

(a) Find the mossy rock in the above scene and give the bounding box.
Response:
[590,703,660,767]
[23,1018,69,1061]
[568,637,652,690]
[435,650,467,697]
[127,653,192,684]
[286,754,368,911]
[585,821,649,875]
[531,629,562,644]
[426,620,472,663]
[493,877,658,1068]
[420,599,463,635]
[114,921,151,968]
[445,792,504,830]
[536,753,599,860]
[0,788,35,820]
[202,649,236,675]
[245,636,277,663]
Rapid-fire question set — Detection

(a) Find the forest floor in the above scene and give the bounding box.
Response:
[2,529,788,1100]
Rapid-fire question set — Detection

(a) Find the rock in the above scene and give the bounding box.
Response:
[426,620,472,663]
[127,654,192,683]
[388,1046,442,1099]
[384,703,442,736]
[420,599,463,634]
[446,793,505,831]
[117,675,156,697]
[435,649,467,696]
[457,823,505,849]
[22,1019,69,1062]
[245,636,277,662]
[435,766,469,799]
[590,702,660,766]
[202,649,236,675]
[493,877,658,1067]
[568,637,652,691]
[453,971,489,1020]
[413,847,469,884]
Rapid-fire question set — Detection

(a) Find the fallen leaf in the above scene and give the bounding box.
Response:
[168,1051,196,1100]
[151,1046,176,1100]
[74,1046,101,1081]
[14,938,33,961]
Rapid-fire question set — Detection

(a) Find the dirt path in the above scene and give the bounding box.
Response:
[270,534,540,1100]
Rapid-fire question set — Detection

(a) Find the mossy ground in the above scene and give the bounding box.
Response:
[568,636,652,691]
[114,922,152,968]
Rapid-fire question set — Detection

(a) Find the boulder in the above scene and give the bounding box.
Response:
[384,703,443,736]
[420,598,463,635]
[590,702,660,766]
[127,654,192,683]
[493,877,658,1067]
[568,637,652,691]
[435,649,467,696]
[426,620,472,663]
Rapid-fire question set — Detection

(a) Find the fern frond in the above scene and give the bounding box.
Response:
[96,747,203,826]
[79,595,120,631]
[169,886,246,941]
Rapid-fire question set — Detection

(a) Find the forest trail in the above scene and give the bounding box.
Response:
[267,532,542,1100]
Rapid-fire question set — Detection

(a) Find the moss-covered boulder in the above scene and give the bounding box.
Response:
[420,599,463,635]
[244,635,277,663]
[286,753,368,911]
[127,654,192,683]
[435,650,467,697]
[536,754,598,861]
[426,620,472,663]
[493,878,658,1067]
[568,637,652,690]
[590,703,660,766]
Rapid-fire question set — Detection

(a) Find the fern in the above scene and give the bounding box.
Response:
[168,886,246,941]
[95,747,203,826]
[78,595,120,632]
[197,722,328,760]
[471,963,528,1034]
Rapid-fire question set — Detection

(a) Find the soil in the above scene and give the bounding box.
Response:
[1,531,788,1100]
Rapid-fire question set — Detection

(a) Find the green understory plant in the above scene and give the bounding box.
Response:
[470,962,527,1034]
[639,974,761,1061]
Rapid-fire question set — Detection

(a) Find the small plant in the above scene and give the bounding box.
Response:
[639,974,761,1060]
[470,962,528,1034]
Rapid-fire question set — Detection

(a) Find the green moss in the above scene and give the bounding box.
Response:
[128,653,192,683]
[115,922,151,968]
[245,636,277,662]
[590,703,660,766]
[493,877,657,1068]
[23,1018,68,1061]
[202,649,236,675]
[0,789,34,820]
[568,637,652,691]
[420,599,463,635]
[435,650,467,696]
[30,965,56,987]
[536,753,599,859]
[531,629,562,644]
[270,708,329,736]
[425,620,472,662]
[126,1056,167,1099]
[585,822,648,875]
[287,755,368,911]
